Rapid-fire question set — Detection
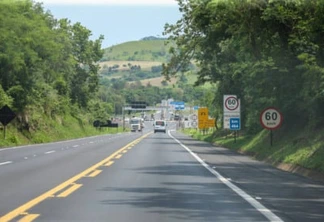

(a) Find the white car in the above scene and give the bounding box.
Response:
[153,120,167,133]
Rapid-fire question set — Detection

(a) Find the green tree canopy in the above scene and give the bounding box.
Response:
[163,0,324,131]
[0,0,104,116]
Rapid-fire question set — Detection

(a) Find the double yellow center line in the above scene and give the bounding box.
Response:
[0,133,151,222]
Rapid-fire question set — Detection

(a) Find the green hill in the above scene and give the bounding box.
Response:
[101,39,173,62]
[99,38,178,86]
[98,38,200,87]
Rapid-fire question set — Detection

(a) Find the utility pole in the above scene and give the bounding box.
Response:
[122,105,125,131]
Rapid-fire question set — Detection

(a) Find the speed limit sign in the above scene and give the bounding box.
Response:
[225,96,239,111]
[260,107,283,130]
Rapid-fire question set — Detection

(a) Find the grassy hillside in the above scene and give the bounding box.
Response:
[0,113,121,148]
[98,39,201,87]
[133,76,178,87]
[98,39,169,84]
[183,126,324,179]
[101,39,173,62]
[100,61,162,71]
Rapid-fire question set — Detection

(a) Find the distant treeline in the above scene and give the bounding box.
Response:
[140,36,167,41]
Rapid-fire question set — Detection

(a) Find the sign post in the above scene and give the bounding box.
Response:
[223,95,241,129]
[224,95,241,142]
[170,101,185,110]
[0,105,17,139]
[230,118,240,143]
[260,107,283,146]
[198,107,208,130]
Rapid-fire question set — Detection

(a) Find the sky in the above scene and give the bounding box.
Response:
[39,0,182,48]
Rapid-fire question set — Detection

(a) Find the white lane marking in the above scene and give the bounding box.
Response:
[0,161,12,166]
[168,130,283,222]
[45,150,56,154]
[72,145,79,148]
[24,157,28,159]
[0,134,119,151]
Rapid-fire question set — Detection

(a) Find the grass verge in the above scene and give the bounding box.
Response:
[182,127,324,174]
[0,114,123,148]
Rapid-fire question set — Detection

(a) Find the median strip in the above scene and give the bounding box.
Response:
[86,170,102,178]
[56,184,83,198]
[104,161,114,167]
[18,213,39,222]
[115,154,123,159]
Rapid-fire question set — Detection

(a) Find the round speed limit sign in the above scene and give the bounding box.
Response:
[260,107,283,130]
[225,96,239,111]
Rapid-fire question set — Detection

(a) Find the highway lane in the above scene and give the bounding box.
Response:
[0,131,146,219]
[1,121,324,221]
[1,125,278,222]
[171,131,324,222]
[0,133,125,165]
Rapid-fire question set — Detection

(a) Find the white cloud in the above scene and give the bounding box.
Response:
[40,0,178,5]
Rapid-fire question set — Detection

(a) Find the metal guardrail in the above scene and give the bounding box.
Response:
[123,106,170,111]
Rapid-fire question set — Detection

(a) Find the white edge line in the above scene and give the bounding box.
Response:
[168,130,283,222]
[0,161,13,166]
[45,150,56,154]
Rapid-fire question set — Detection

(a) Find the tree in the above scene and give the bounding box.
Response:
[163,0,324,131]
[0,85,13,108]
[69,22,104,107]
[0,0,105,123]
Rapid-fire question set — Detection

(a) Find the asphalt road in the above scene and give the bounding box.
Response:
[0,121,324,222]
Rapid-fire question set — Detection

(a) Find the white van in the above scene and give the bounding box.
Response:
[153,120,167,133]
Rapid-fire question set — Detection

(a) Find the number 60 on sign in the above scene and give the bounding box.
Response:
[260,107,283,130]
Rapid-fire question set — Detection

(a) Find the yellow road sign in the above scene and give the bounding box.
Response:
[198,108,208,121]
[207,118,216,127]
[198,118,216,129]
[198,121,207,129]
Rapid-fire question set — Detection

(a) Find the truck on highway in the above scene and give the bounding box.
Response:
[130,117,143,132]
